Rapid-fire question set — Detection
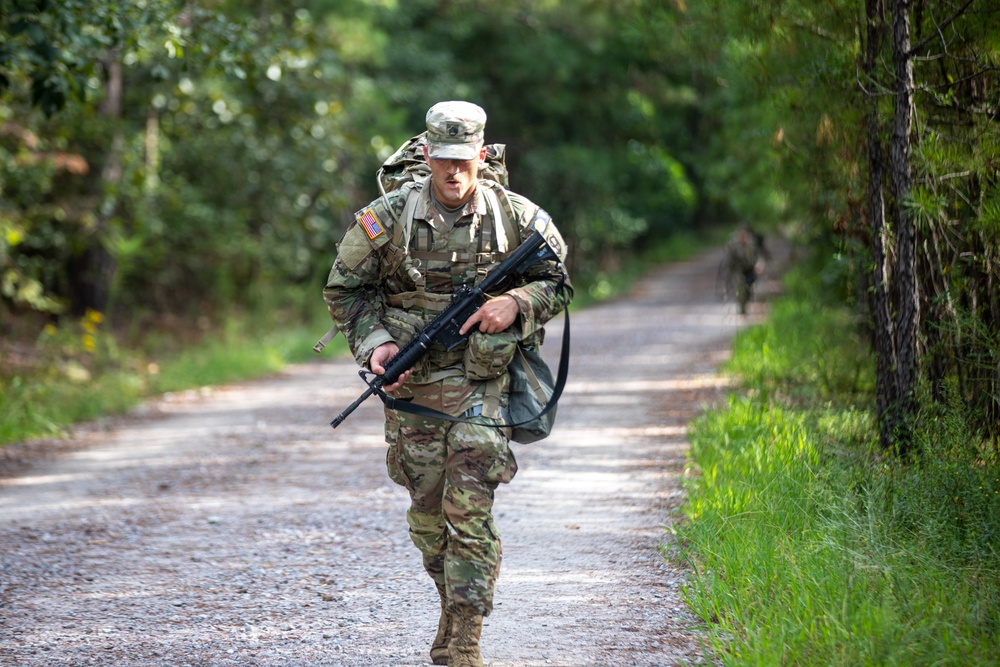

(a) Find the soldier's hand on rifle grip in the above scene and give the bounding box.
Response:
[371,342,411,392]
[460,294,519,336]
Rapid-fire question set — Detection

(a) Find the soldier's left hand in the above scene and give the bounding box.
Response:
[460,293,519,335]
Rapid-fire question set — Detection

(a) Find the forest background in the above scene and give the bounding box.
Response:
[3,0,996,450]
[3,1,1000,663]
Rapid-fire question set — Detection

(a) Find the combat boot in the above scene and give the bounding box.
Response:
[447,608,484,667]
[430,584,452,665]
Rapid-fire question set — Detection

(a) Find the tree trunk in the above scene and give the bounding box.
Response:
[889,0,919,454]
[863,0,897,452]
[68,55,123,317]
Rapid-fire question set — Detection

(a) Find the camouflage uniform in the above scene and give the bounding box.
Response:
[725,224,765,314]
[323,176,571,616]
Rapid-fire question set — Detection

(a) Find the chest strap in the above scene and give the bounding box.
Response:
[387,291,454,312]
[409,249,508,264]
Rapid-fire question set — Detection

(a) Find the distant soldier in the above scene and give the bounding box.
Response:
[725,222,767,314]
[323,101,572,667]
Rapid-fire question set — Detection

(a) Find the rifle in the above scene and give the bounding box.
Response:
[330,228,561,429]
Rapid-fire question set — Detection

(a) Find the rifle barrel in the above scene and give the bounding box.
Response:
[330,383,380,428]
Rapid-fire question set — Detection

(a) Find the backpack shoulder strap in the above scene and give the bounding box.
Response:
[378,182,422,281]
[394,184,421,250]
[481,181,519,254]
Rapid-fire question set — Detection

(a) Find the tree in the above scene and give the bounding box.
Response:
[864,0,999,449]
[863,0,897,451]
[1,0,399,329]
[883,0,920,453]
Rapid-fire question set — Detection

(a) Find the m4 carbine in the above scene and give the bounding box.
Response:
[330,227,560,429]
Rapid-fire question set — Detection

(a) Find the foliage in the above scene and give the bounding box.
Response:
[673,0,1000,450]
[0,0,185,319]
[2,0,141,115]
[726,294,875,403]
[885,380,1000,565]
[1,0,398,327]
[370,0,700,274]
[2,0,998,454]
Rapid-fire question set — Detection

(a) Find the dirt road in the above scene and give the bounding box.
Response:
[0,244,777,667]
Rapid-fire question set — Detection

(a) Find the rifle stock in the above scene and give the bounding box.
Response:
[330,230,558,428]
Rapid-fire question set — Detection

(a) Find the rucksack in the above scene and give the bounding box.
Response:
[376,131,510,200]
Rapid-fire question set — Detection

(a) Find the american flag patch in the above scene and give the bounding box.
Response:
[359,209,385,240]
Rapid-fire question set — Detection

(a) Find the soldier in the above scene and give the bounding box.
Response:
[725,222,767,315]
[323,101,572,667]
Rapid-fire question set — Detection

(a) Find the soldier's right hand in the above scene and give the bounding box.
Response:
[371,342,411,392]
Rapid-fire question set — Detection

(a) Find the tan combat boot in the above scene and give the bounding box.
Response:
[430,584,452,665]
[447,608,484,667]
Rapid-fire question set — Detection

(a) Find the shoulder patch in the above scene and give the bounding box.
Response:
[359,208,386,240]
[353,203,393,249]
[338,203,391,271]
[531,207,568,262]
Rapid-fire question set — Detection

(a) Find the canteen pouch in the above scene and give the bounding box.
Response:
[507,344,557,444]
[464,330,519,381]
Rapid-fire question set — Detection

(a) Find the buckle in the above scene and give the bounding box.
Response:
[462,405,484,418]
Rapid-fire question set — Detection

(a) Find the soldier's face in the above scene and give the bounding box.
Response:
[424,145,487,208]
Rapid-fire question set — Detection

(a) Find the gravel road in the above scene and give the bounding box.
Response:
[0,243,779,667]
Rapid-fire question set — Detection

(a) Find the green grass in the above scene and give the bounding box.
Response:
[679,278,1000,666]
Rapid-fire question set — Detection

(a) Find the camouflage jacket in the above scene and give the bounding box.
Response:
[323,181,572,392]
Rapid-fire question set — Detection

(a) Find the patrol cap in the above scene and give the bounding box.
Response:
[425,101,486,160]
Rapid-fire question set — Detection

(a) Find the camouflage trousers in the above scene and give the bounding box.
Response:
[383,384,517,616]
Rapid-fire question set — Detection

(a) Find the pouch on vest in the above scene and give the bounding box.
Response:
[463,330,519,381]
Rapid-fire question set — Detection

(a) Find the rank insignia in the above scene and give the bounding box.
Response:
[359,209,385,240]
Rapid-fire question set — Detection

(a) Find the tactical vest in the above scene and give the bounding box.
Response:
[380,180,522,314]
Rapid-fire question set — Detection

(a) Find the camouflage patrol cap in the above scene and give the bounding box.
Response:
[425,101,486,160]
